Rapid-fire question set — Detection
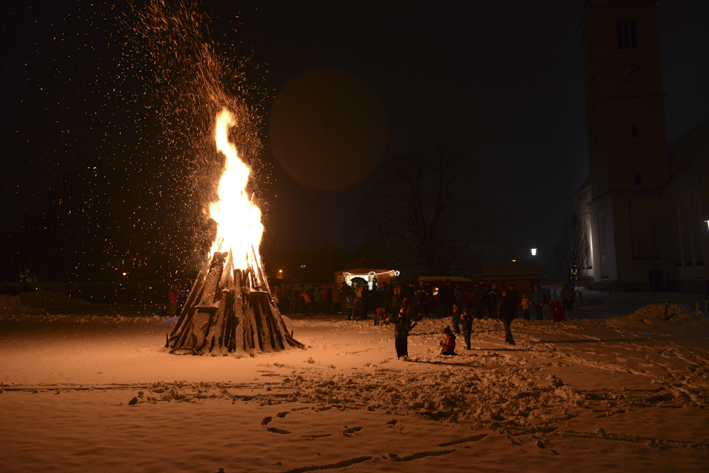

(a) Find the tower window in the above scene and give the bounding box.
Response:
[617,21,637,49]
[631,125,637,137]
[634,173,642,186]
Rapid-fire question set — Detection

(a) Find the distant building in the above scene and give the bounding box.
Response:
[575,0,709,292]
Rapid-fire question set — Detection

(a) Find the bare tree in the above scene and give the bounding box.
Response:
[359,144,501,276]
[554,214,590,294]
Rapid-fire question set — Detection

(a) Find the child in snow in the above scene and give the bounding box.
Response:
[440,326,456,355]
[394,308,417,360]
[375,306,387,326]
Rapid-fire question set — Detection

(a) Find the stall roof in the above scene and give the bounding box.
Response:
[335,268,395,275]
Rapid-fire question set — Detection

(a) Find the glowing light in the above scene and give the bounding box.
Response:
[531,248,537,256]
[208,109,264,272]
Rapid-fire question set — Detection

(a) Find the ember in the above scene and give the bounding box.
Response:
[167,109,302,356]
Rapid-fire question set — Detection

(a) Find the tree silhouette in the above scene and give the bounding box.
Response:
[360,144,500,276]
[554,214,589,294]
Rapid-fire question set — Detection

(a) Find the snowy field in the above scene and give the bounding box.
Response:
[1,290,709,472]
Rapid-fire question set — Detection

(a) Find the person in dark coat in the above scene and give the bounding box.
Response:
[440,326,456,355]
[438,279,453,319]
[531,285,546,320]
[487,284,501,319]
[460,308,474,349]
[561,284,573,311]
[451,304,461,334]
[507,284,520,318]
[394,308,417,360]
[500,290,517,345]
[391,285,401,318]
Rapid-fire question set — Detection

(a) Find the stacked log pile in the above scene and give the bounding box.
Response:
[167,251,303,356]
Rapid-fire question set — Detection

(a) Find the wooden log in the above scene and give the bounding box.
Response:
[169,268,206,341]
[205,290,229,354]
[168,251,302,356]
[196,252,227,308]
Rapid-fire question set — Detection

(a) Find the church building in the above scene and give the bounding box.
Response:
[574,0,709,293]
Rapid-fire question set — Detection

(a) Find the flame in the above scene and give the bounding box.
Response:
[209,108,264,272]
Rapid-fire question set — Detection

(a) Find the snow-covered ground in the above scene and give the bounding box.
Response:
[1,289,709,472]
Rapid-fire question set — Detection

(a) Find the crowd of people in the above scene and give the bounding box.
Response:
[276,279,563,353]
[282,280,552,321]
[167,278,567,358]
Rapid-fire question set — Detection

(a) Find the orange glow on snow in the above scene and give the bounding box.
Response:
[209,108,264,273]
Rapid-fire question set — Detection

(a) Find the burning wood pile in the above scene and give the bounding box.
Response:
[167,109,302,356]
[167,250,302,355]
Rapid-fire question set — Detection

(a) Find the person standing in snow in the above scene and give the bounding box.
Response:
[391,285,401,318]
[507,284,520,318]
[438,279,453,319]
[531,285,546,320]
[394,308,417,360]
[288,286,297,314]
[299,286,312,314]
[562,283,573,311]
[312,284,322,314]
[487,283,501,319]
[345,293,353,320]
[167,285,177,318]
[440,326,456,355]
[331,284,342,314]
[460,308,474,349]
[340,284,351,315]
[451,304,461,334]
[500,290,517,345]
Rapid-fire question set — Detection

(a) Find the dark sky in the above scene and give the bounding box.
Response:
[1,0,708,278]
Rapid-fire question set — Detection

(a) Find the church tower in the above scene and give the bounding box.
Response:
[580,0,671,285]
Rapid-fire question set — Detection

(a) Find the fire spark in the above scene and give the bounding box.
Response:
[167,109,302,356]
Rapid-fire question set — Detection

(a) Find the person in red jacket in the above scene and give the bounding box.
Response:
[440,326,456,355]
[167,285,177,318]
[375,306,387,326]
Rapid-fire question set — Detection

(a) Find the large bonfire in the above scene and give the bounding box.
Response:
[167,109,302,356]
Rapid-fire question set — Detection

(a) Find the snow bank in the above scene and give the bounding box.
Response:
[609,303,701,329]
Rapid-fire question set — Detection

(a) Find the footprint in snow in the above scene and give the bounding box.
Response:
[342,426,363,436]
[267,427,291,434]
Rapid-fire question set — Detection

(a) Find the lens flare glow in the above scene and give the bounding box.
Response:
[209,108,264,273]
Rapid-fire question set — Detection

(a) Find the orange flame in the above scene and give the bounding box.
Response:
[209,108,264,273]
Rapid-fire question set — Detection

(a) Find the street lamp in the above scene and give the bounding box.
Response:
[531,248,537,256]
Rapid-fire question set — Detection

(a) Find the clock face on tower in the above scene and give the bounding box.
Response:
[619,61,643,84]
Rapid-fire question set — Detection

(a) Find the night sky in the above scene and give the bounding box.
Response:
[1,0,708,281]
